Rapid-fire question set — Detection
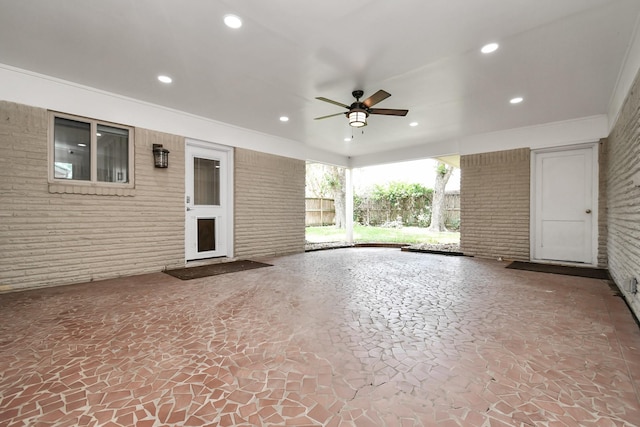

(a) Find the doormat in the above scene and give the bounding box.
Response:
[165,260,272,280]
[506,261,609,279]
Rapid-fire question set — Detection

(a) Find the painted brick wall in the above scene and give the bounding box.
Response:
[0,102,185,292]
[606,70,640,318]
[597,139,608,268]
[460,148,530,261]
[234,148,305,258]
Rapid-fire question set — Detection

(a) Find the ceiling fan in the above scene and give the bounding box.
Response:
[314,89,409,128]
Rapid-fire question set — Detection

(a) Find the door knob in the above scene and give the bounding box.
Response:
[586,209,591,214]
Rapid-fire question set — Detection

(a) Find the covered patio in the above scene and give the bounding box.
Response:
[1,248,638,426]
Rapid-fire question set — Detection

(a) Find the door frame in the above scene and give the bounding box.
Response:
[185,139,234,262]
[529,142,599,266]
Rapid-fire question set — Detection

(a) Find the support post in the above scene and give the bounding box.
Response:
[345,168,354,243]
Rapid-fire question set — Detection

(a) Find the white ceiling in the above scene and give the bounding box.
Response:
[0,0,639,164]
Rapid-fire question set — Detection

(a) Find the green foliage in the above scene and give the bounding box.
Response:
[417,207,432,227]
[305,163,331,198]
[447,218,461,231]
[436,162,449,177]
[324,167,343,190]
[371,182,433,206]
[380,216,404,229]
[355,182,433,227]
[305,163,345,197]
[325,175,340,190]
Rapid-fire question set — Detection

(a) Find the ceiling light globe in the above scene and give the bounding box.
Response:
[224,14,242,29]
[481,43,499,54]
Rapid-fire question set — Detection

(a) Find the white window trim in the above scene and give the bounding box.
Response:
[48,111,135,190]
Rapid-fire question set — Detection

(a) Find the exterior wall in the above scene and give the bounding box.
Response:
[597,139,608,268]
[460,148,530,261]
[606,70,640,318]
[234,148,305,258]
[0,101,185,292]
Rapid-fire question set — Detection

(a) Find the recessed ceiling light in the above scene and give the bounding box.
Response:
[224,14,242,29]
[510,96,524,104]
[279,116,289,122]
[481,43,499,54]
[344,137,352,142]
[77,143,87,147]
[409,122,418,127]
[158,75,172,84]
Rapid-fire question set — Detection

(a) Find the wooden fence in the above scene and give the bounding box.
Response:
[305,191,460,229]
[305,198,336,226]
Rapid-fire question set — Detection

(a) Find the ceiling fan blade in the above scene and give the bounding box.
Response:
[369,108,409,116]
[315,97,350,109]
[314,112,346,120]
[363,90,391,107]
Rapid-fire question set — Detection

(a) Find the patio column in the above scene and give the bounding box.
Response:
[345,167,354,243]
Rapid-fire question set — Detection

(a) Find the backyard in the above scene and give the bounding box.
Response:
[306,225,460,245]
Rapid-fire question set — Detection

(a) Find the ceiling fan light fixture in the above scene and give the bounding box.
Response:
[348,109,368,127]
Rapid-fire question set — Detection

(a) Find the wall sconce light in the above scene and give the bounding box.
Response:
[152,144,169,168]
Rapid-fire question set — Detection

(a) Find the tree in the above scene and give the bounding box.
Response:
[305,163,330,198]
[305,163,347,228]
[326,166,346,228]
[428,162,454,232]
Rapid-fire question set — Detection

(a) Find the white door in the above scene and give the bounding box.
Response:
[532,145,597,264]
[185,143,229,260]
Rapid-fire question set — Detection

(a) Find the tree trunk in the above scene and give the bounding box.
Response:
[329,167,346,229]
[428,162,454,232]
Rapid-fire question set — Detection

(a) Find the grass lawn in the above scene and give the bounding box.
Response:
[305,225,460,244]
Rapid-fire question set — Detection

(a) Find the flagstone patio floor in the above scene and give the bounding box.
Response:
[1,248,639,426]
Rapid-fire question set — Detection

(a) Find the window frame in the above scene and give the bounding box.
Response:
[48,112,135,189]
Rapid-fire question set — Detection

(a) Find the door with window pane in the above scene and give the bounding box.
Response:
[185,144,228,260]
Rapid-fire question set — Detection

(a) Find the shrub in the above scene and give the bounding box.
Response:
[380,216,403,229]
[446,218,461,231]
[417,207,431,227]
[357,182,433,226]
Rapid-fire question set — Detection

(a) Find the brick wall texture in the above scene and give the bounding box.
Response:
[606,70,640,318]
[234,148,305,258]
[0,101,186,292]
[597,139,608,268]
[460,148,531,261]
[0,102,307,292]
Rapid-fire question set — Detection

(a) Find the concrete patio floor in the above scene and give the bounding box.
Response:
[1,248,639,426]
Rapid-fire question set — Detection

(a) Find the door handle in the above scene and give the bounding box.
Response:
[186,207,192,211]
[585,209,591,214]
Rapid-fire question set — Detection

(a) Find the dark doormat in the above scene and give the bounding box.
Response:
[506,261,609,279]
[165,260,272,280]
